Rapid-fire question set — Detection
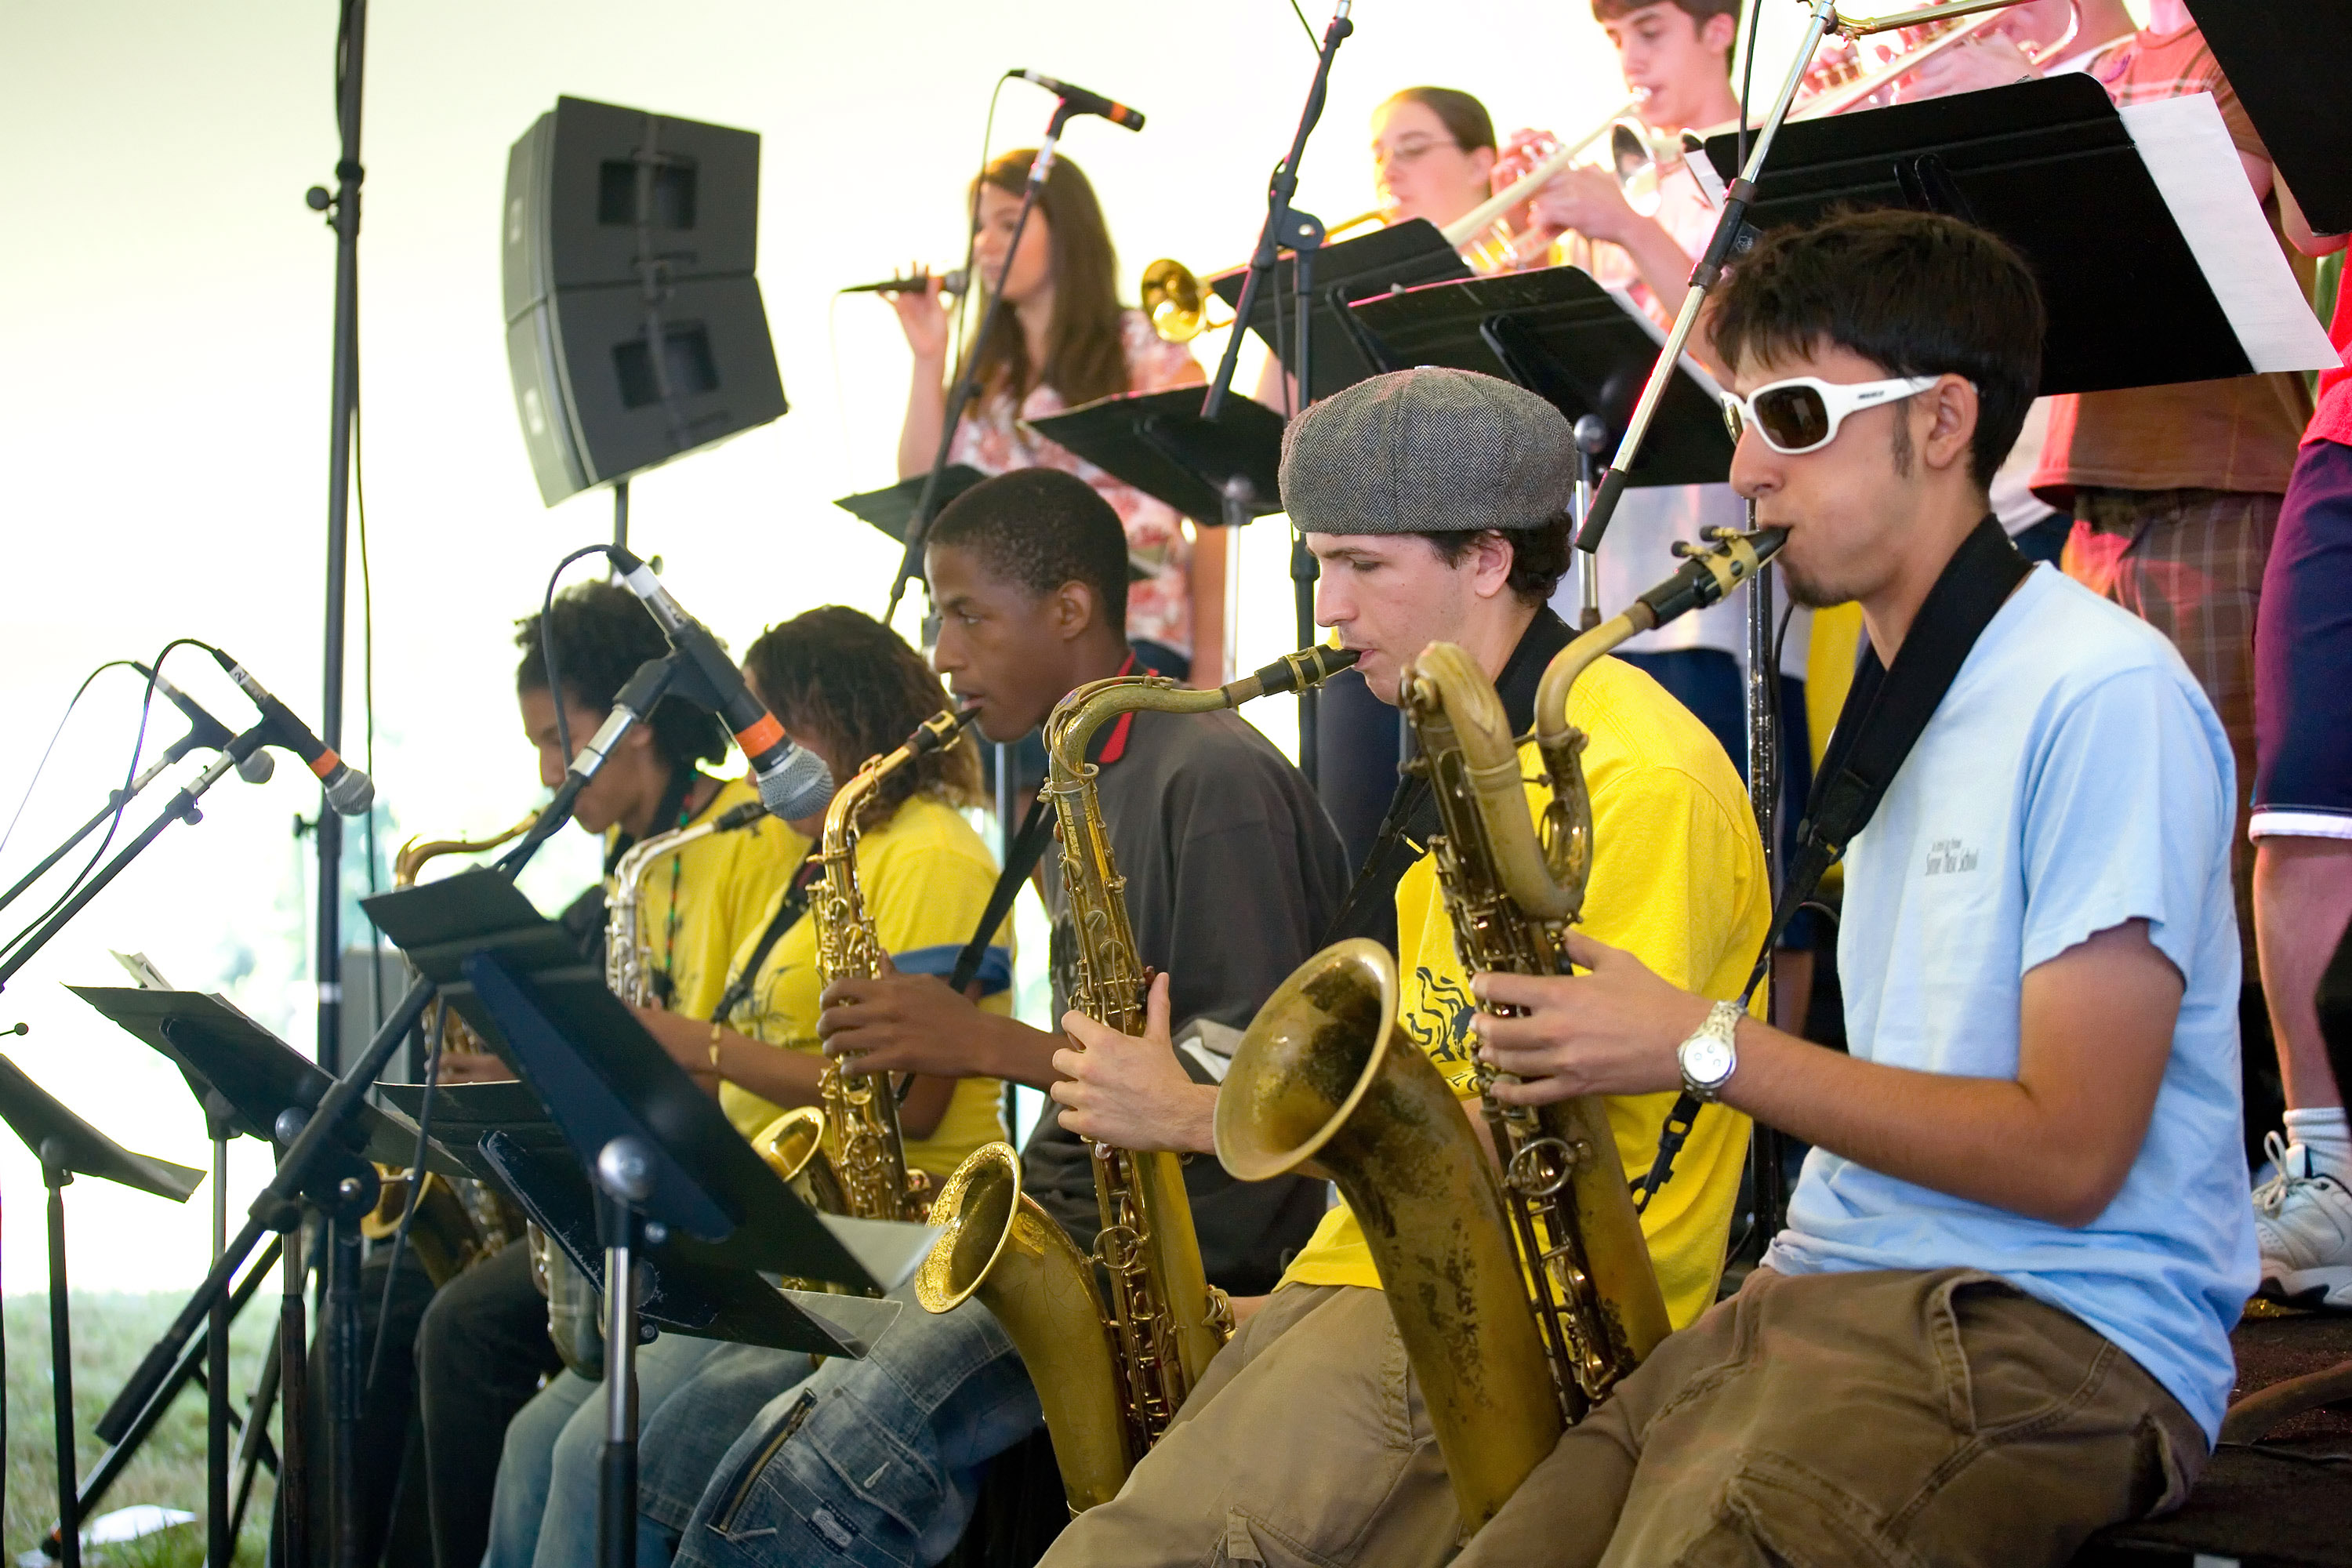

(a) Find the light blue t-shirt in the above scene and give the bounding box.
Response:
[1763,566,2257,1441]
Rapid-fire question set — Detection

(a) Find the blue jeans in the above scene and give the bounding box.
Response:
[668,1293,1043,1568]
[484,1334,728,1568]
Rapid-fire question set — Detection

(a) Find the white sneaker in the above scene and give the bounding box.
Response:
[2254,1131,2352,1308]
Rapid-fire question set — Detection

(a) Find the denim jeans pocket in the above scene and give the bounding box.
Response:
[1933,1273,2124,1444]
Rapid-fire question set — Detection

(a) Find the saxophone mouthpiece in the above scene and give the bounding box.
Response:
[909,705,986,758]
[714,798,770,831]
[1634,527,1787,629]
[1224,644,1363,703]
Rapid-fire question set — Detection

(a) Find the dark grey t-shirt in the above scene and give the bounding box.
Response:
[1020,704,1351,1295]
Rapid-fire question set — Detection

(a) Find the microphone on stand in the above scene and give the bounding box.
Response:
[207,651,374,814]
[1006,71,1147,132]
[133,662,275,783]
[840,269,968,297]
[606,550,836,821]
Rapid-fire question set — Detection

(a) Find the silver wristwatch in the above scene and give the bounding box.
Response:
[1677,1000,1744,1102]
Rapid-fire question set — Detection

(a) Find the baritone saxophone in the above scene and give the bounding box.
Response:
[1215,526,1780,1534]
[916,644,1361,1512]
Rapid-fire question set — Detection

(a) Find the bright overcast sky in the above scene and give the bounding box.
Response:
[2,0,1860,1292]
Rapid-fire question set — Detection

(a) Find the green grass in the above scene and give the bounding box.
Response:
[5,1294,278,1567]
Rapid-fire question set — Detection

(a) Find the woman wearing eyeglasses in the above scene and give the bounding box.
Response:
[1369,86,1501,234]
[891,149,1218,681]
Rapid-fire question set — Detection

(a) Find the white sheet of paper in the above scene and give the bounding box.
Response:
[2118,93,2339,375]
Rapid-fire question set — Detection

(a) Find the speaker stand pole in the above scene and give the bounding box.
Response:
[612,480,630,560]
[306,7,369,1557]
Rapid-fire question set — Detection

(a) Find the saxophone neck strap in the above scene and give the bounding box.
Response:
[1319,607,1574,948]
[1635,516,2029,1210]
[713,847,826,1027]
[949,787,1057,996]
[604,766,699,878]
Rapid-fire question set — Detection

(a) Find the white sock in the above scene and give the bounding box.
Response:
[2285,1107,2352,1180]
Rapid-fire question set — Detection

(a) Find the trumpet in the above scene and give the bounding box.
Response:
[1438,99,1646,265]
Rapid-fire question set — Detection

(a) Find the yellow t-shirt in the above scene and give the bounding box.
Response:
[714,793,1011,1176]
[1278,655,1772,1329]
[609,774,808,1022]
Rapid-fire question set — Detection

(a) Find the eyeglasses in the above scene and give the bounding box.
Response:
[1371,136,1461,169]
[1720,374,1944,455]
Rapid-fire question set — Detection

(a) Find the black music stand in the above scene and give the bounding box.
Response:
[70,985,450,1567]
[1696,73,2336,394]
[836,466,989,545]
[1208,218,1472,402]
[0,1053,203,1568]
[2183,0,2352,238]
[1027,387,1288,529]
[362,871,913,1568]
[1346,265,1734,489]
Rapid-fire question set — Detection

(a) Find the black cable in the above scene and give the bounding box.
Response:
[355,329,386,1036]
[0,659,145,866]
[540,544,622,774]
[946,78,1009,397]
[1737,0,1763,169]
[1287,0,1318,48]
[0,640,215,967]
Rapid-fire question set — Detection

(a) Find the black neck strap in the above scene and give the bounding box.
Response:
[710,846,827,1027]
[1320,606,1574,946]
[949,789,1056,994]
[1636,516,2031,1206]
[605,766,699,878]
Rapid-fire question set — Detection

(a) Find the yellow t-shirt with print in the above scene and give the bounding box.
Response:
[609,773,808,1022]
[715,793,1010,1177]
[1278,654,1771,1330]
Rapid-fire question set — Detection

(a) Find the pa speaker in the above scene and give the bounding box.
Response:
[503,96,787,507]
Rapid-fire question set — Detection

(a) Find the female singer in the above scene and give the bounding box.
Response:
[891,150,1218,681]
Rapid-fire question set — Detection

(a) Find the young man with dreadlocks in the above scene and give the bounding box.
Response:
[408,581,806,1568]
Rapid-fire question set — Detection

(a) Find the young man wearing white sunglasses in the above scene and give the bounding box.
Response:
[1448,207,2255,1566]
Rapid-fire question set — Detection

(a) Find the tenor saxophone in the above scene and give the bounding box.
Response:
[809,706,984,1221]
[916,644,1359,1512]
[1214,527,1778,1533]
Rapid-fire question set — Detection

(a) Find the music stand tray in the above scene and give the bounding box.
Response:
[70,986,465,1176]
[1347,266,1735,488]
[1028,387,1288,526]
[364,873,913,1353]
[834,465,989,544]
[1696,73,2335,394]
[1210,218,1474,401]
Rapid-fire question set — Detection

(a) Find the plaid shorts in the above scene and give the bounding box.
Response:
[2063,486,2278,809]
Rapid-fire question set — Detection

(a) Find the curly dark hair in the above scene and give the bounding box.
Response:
[927,467,1131,631]
[514,580,728,775]
[742,607,983,828]
[1708,207,2043,490]
[1412,510,1574,607]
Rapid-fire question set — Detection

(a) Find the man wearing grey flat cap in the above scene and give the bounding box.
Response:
[1039,366,1769,1568]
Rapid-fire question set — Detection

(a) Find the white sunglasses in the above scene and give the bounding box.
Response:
[1721,374,1944,455]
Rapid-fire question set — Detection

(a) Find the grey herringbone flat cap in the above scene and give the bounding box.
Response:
[1279,367,1576,535]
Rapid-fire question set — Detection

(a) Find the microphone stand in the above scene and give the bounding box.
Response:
[882,100,1074,626]
[0,724,276,993]
[1200,0,1352,787]
[0,710,238,920]
[1740,498,1789,1247]
[91,650,682,1568]
[1572,0,1844,560]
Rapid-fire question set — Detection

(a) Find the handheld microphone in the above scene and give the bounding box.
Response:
[133,662,275,783]
[840,269,968,297]
[606,550,836,820]
[208,651,374,815]
[1007,71,1146,132]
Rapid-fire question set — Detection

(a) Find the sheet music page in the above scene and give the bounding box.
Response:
[2118,93,2339,375]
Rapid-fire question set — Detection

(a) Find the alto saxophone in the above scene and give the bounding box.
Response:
[916,644,1359,1512]
[533,788,778,1377]
[1214,526,1778,1534]
[808,706,984,1221]
[362,812,542,1285]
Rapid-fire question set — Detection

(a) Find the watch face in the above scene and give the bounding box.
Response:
[1682,1034,1735,1088]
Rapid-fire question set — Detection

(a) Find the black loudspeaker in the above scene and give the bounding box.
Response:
[503,95,788,506]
